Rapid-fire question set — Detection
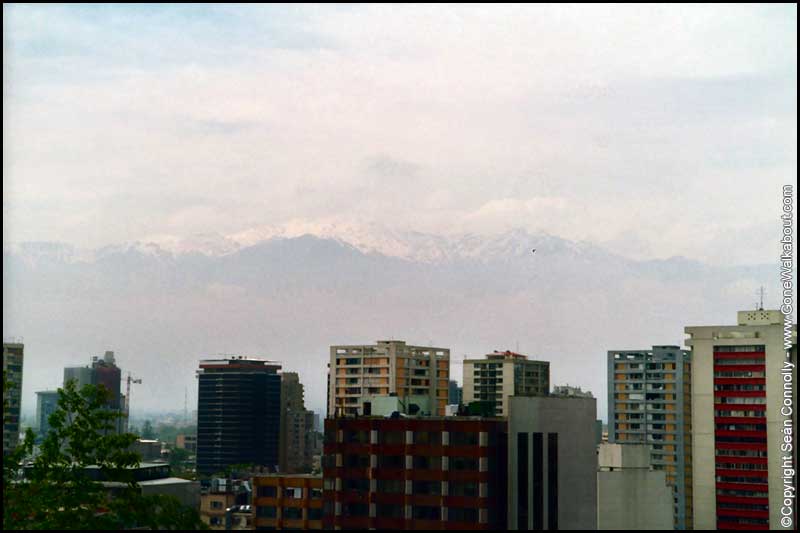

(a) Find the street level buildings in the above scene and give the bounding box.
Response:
[253,473,323,530]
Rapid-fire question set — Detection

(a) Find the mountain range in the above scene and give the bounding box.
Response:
[3,224,777,418]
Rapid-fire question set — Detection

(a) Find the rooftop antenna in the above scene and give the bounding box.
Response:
[757,286,765,311]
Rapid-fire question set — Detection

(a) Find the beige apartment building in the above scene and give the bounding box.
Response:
[462,350,549,416]
[327,340,450,417]
[685,309,797,530]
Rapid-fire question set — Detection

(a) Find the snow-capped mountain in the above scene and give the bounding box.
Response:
[3,222,777,417]
[4,222,606,266]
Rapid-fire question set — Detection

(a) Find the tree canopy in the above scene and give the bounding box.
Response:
[3,378,207,530]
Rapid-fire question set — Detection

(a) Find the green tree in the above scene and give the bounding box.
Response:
[3,379,206,530]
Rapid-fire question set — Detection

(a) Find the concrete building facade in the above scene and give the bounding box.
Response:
[597,443,674,530]
[507,395,597,530]
[323,416,508,530]
[3,342,24,455]
[463,350,549,417]
[328,340,450,417]
[685,310,797,530]
[607,345,692,529]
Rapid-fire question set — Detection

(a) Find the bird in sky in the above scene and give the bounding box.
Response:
[531,249,536,254]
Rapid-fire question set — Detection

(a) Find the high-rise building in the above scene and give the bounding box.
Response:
[328,340,450,417]
[448,380,462,405]
[508,395,597,530]
[196,357,282,475]
[280,372,315,473]
[35,390,60,438]
[322,416,508,530]
[463,350,549,417]
[3,342,24,455]
[607,345,692,529]
[685,310,797,530]
[64,350,126,434]
[597,443,674,530]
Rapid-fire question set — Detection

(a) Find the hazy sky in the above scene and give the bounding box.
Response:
[3,4,797,265]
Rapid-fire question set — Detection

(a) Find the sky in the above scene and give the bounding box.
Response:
[2,5,798,417]
[3,3,797,265]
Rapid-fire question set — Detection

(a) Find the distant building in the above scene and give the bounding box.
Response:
[176,433,197,453]
[35,391,59,437]
[253,473,323,529]
[508,395,597,530]
[448,380,462,405]
[551,384,593,398]
[89,462,200,509]
[3,342,24,455]
[280,372,315,473]
[323,416,508,529]
[463,350,549,416]
[64,351,126,434]
[130,439,163,462]
[607,345,692,529]
[328,340,450,417]
[686,310,797,530]
[597,443,674,530]
[196,357,282,475]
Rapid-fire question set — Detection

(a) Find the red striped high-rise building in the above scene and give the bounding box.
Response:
[686,310,797,530]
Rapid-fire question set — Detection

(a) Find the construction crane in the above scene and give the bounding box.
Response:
[125,372,143,421]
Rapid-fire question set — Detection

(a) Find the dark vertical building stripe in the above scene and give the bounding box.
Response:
[547,433,558,530]
[518,432,529,530]
[532,432,543,530]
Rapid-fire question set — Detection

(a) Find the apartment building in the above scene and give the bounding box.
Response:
[607,345,692,529]
[253,474,323,529]
[686,309,797,530]
[328,340,450,417]
[463,350,549,417]
[322,416,508,530]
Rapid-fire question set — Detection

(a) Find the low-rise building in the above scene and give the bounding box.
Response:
[199,478,252,530]
[597,443,674,530]
[253,473,323,530]
[323,415,508,530]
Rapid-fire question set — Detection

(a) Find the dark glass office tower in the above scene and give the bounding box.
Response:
[197,357,282,476]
